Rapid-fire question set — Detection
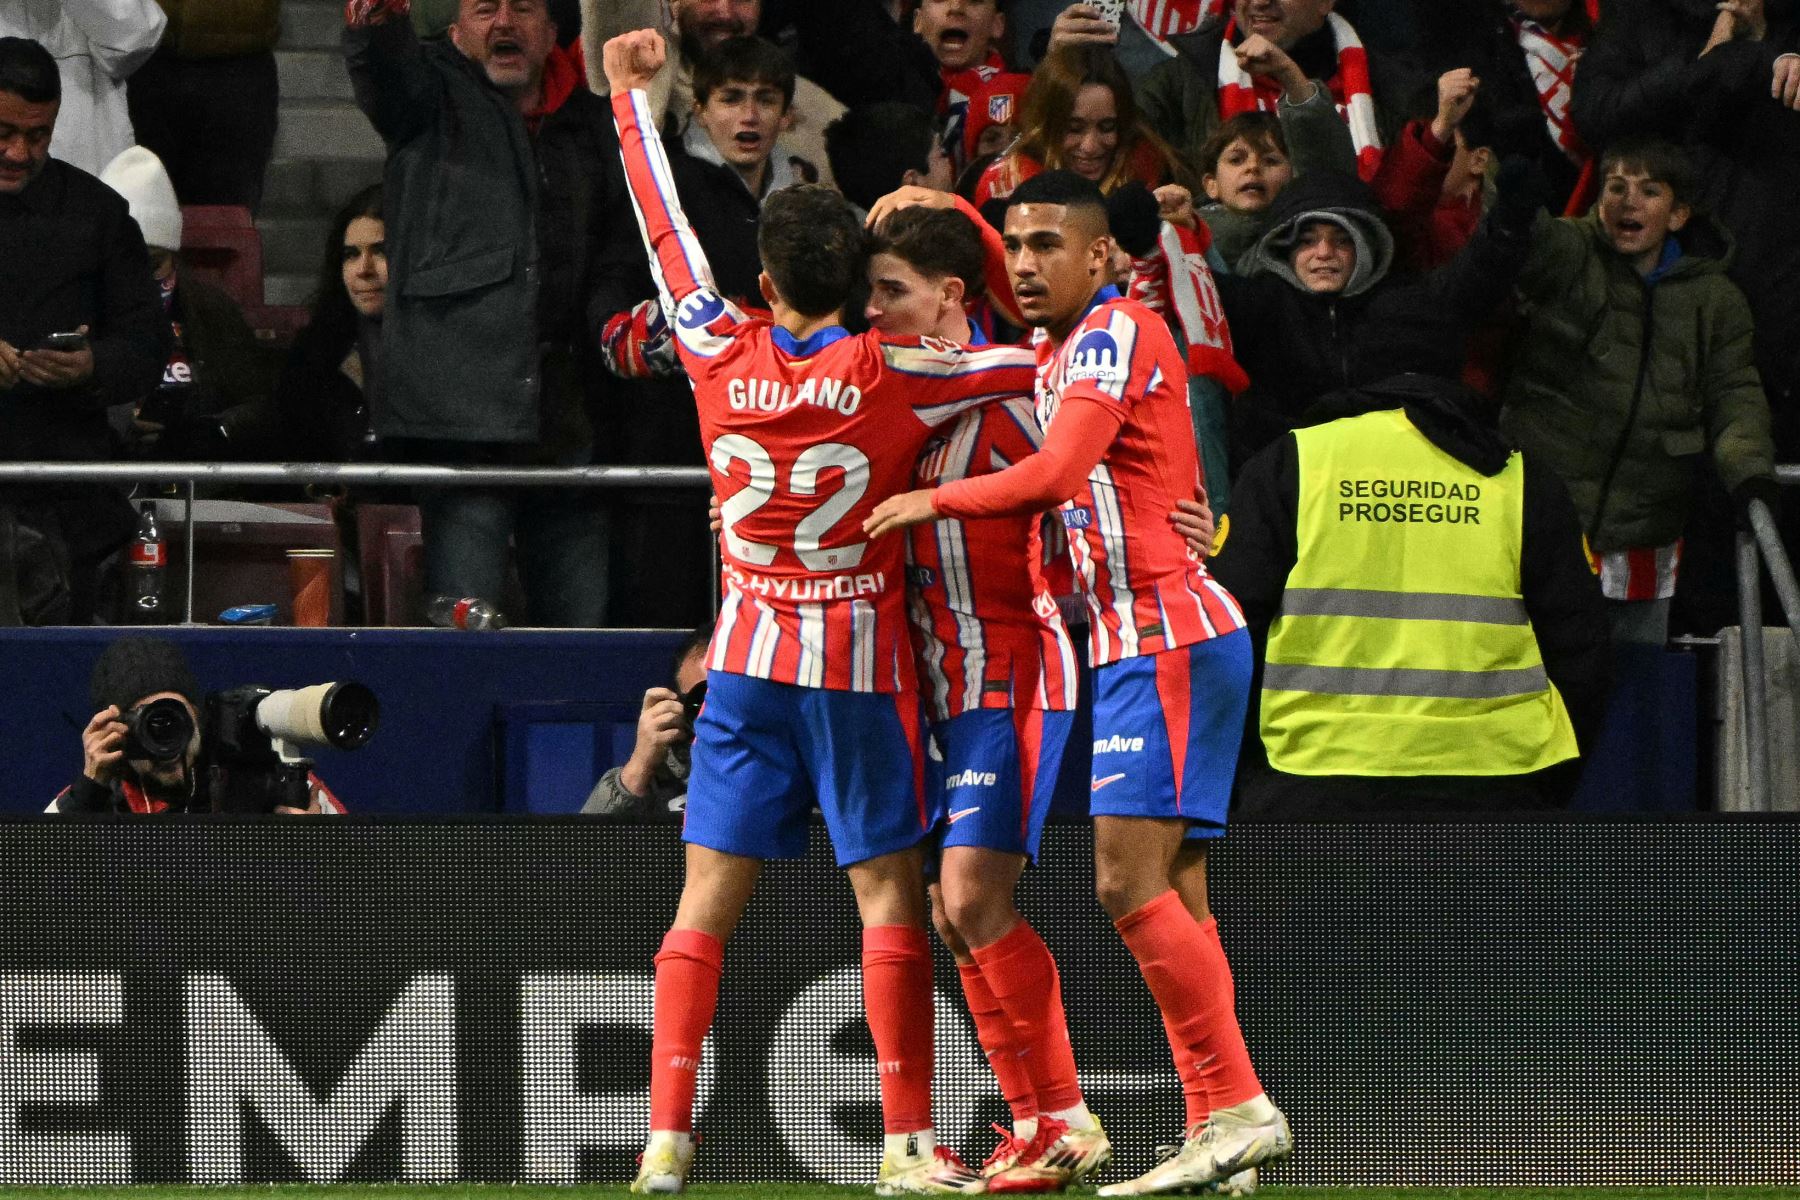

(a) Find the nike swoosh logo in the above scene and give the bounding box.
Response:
[947,806,981,824]
[1091,773,1126,792]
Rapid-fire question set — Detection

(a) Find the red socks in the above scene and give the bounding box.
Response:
[1194,915,1262,1108]
[649,928,724,1133]
[1115,891,1263,1113]
[863,925,936,1134]
[956,960,1039,1126]
[1160,1009,1209,1129]
[970,919,1085,1113]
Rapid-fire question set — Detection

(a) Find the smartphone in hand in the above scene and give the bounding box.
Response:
[37,331,90,353]
[1092,0,1125,30]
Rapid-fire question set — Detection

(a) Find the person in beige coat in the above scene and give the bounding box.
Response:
[581,0,842,189]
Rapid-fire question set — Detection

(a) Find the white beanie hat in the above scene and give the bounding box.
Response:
[99,146,184,253]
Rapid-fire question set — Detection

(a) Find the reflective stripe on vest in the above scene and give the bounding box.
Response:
[1262,409,1579,777]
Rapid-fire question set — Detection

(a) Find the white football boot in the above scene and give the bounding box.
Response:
[1097,1099,1290,1196]
[631,1130,696,1194]
[877,1139,988,1195]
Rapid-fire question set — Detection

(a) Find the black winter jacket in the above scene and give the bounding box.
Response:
[345,22,640,456]
[1218,171,1531,466]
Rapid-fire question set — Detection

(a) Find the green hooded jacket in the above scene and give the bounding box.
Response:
[1499,209,1772,553]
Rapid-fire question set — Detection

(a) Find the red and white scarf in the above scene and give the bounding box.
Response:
[1128,0,1228,42]
[1512,13,1587,163]
[1217,12,1382,181]
[1588,539,1683,602]
[1128,220,1250,394]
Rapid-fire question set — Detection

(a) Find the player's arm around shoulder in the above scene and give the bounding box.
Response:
[874,333,1038,430]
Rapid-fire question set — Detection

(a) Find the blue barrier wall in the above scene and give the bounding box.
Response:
[2,628,688,814]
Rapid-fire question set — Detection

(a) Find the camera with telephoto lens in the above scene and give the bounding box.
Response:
[119,696,195,764]
[201,682,380,811]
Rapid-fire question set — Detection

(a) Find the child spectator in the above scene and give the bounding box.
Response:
[682,36,816,203]
[914,0,1010,170]
[1214,164,1538,467]
[1500,136,1776,646]
[1190,47,1361,271]
[974,43,1183,203]
[825,102,954,218]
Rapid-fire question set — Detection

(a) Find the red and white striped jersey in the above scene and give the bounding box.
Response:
[907,397,1081,722]
[1036,288,1247,665]
[613,91,1038,692]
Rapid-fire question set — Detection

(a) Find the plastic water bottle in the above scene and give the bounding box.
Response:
[126,502,167,623]
[425,594,506,631]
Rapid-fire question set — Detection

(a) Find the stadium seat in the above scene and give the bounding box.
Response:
[354,504,425,626]
[179,205,265,313]
[152,498,345,626]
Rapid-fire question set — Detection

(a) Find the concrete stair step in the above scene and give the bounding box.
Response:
[280,1,343,51]
[274,101,385,161]
[257,214,334,276]
[261,157,384,218]
[277,49,354,102]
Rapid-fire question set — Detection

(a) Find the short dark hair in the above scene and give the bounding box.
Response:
[1197,112,1286,177]
[868,206,986,299]
[0,37,60,105]
[1600,135,1697,207]
[671,624,711,682]
[1007,168,1108,231]
[691,36,795,109]
[759,184,865,317]
[825,103,939,212]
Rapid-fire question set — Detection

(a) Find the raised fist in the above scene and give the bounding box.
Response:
[603,29,667,97]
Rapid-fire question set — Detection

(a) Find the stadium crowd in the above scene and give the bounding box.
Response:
[4,0,1798,1190]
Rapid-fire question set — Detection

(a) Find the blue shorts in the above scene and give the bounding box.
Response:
[1087,630,1252,839]
[933,707,1075,862]
[684,671,932,867]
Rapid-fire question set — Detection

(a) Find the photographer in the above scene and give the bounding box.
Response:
[51,637,345,814]
[582,627,709,818]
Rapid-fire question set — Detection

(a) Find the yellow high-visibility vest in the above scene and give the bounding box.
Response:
[1262,408,1579,776]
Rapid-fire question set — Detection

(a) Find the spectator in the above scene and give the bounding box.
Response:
[1121,0,1414,185]
[1571,0,1800,462]
[580,0,846,188]
[582,627,710,817]
[1213,165,1536,467]
[681,36,817,202]
[0,0,165,176]
[1499,136,1775,647]
[974,43,1184,203]
[912,0,1012,172]
[345,0,638,628]
[274,184,388,467]
[125,0,280,209]
[52,636,345,813]
[1372,72,1496,271]
[1414,0,1599,216]
[1200,370,1609,810]
[826,101,955,217]
[97,147,275,462]
[0,37,167,625]
[1188,47,1362,269]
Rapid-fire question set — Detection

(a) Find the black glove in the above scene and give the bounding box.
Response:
[1733,475,1781,531]
[1492,155,1551,235]
[1105,181,1162,258]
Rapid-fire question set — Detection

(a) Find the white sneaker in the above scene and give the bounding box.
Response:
[877,1144,988,1194]
[1097,1102,1290,1196]
[631,1130,695,1194]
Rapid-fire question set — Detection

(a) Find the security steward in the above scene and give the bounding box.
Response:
[1201,372,1610,810]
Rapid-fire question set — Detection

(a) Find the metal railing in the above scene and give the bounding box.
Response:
[0,462,711,626]
[1733,463,1800,811]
